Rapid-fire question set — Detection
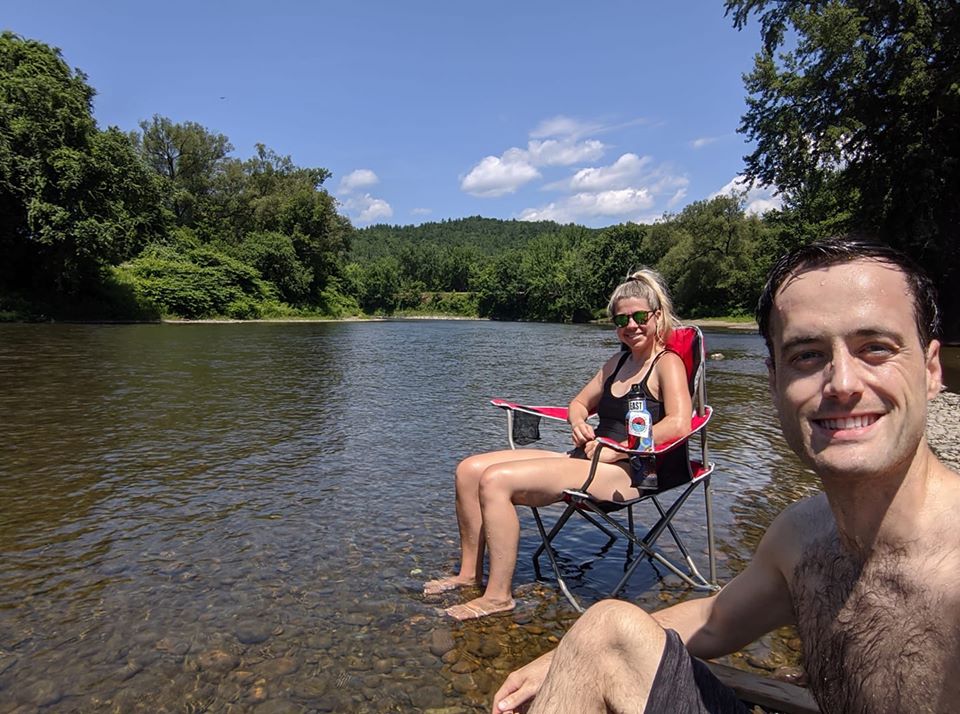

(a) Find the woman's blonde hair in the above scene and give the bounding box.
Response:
[606,267,680,343]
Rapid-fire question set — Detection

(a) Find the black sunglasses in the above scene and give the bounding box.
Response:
[612,310,655,328]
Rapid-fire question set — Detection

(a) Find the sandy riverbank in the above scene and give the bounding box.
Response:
[684,318,759,331]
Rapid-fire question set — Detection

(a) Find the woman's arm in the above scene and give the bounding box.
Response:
[567,354,617,447]
[650,351,692,444]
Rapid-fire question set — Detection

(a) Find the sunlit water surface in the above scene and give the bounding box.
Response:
[0,321,840,712]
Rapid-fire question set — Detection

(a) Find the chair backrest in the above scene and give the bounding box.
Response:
[664,325,706,414]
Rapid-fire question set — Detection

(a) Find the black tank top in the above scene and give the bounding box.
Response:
[595,350,671,442]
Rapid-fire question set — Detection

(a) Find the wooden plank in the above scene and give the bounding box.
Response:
[706,662,821,714]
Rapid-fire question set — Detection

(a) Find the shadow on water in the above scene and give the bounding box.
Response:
[0,322,909,711]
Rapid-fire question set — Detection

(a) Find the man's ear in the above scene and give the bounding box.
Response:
[925,339,943,400]
[766,356,780,408]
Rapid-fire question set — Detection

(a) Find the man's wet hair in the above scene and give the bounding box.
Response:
[756,236,941,359]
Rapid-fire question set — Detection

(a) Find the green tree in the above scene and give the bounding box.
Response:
[656,195,772,317]
[726,0,960,335]
[136,115,232,229]
[0,32,166,296]
[238,144,350,300]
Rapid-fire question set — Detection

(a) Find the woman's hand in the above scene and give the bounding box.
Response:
[490,650,554,713]
[570,420,595,447]
[583,439,629,462]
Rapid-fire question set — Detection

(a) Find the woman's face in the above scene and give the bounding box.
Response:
[613,297,659,352]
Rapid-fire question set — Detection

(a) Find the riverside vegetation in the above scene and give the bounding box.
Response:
[2,2,958,336]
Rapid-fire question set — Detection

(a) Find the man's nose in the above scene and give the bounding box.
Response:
[824,350,863,398]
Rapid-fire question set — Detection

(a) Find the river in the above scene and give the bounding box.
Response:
[0,321,955,712]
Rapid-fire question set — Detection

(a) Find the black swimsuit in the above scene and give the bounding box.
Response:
[571,350,689,491]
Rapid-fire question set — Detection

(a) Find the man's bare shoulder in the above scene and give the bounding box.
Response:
[772,492,832,534]
[759,493,834,572]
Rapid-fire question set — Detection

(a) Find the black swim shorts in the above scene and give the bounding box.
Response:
[644,629,750,714]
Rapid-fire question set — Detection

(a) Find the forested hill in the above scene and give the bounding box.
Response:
[351,216,590,260]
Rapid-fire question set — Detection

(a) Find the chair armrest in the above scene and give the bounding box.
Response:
[593,406,712,456]
[490,399,571,422]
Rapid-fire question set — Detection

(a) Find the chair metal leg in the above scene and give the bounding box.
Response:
[704,476,717,585]
[531,506,585,612]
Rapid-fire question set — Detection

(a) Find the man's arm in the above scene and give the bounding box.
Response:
[491,498,806,713]
[654,505,798,658]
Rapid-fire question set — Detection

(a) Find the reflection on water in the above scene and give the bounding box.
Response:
[0,322,823,711]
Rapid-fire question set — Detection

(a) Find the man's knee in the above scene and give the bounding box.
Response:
[565,599,665,658]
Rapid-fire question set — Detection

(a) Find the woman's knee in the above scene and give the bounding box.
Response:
[477,464,514,504]
[455,454,486,492]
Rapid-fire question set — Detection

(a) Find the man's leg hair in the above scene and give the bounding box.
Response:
[530,600,667,714]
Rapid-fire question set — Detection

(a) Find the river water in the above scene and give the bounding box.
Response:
[0,321,953,712]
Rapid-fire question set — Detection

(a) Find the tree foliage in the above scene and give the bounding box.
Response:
[0,32,166,296]
[2,29,792,324]
[726,0,960,335]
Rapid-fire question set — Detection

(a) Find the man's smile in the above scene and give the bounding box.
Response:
[812,414,880,432]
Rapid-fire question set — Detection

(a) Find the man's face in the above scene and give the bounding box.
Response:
[767,259,942,481]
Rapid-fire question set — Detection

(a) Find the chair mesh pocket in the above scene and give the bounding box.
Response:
[511,411,542,446]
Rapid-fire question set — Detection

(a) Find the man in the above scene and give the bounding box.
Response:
[492,238,958,714]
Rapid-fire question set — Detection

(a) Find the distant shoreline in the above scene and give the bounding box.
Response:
[683,318,758,332]
[158,315,759,329]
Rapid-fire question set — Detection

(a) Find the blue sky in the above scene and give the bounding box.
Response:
[5,0,779,228]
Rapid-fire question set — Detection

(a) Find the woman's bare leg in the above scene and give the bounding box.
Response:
[424,449,559,596]
[445,457,636,619]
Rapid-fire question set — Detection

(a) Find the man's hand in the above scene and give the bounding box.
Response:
[491,650,554,713]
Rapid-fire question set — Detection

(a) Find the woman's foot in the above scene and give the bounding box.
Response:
[444,596,515,621]
[423,576,475,596]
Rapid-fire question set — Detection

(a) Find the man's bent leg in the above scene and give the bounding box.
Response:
[529,600,666,714]
[644,630,749,714]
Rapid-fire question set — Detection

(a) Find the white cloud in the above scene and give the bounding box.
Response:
[666,187,688,208]
[712,175,783,215]
[460,155,541,197]
[564,153,652,192]
[530,115,602,139]
[461,137,607,197]
[411,207,432,216]
[339,168,379,194]
[519,188,655,223]
[527,138,606,166]
[519,151,689,224]
[341,193,393,224]
[690,136,719,149]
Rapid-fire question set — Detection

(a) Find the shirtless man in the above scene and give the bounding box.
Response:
[492,237,959,714]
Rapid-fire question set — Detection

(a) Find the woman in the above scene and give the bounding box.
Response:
[425,269,692,620]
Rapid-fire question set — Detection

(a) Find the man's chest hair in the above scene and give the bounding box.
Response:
[790,536,960,713]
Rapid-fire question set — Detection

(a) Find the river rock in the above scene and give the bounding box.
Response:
[408,684,446,710]
[928,390,960,471]
[429,629,456,657]
[343,613,373,627]
[236,621,272,644]
[259,656,299,677]
[197,648,240,673]
[466,637,501,659]
[22,679,62,707]
[450,657,479,674]
[290,677,330,700]
[773,665,809,685]
[450,672,476,694]
[254,699,306,714]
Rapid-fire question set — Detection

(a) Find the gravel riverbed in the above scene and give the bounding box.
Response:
[928,389,960,471]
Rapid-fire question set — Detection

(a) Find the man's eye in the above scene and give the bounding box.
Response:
[863,343,894,358]
[790,350,822,366]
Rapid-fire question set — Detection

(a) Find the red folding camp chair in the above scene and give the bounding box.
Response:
[491,325,718,612]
